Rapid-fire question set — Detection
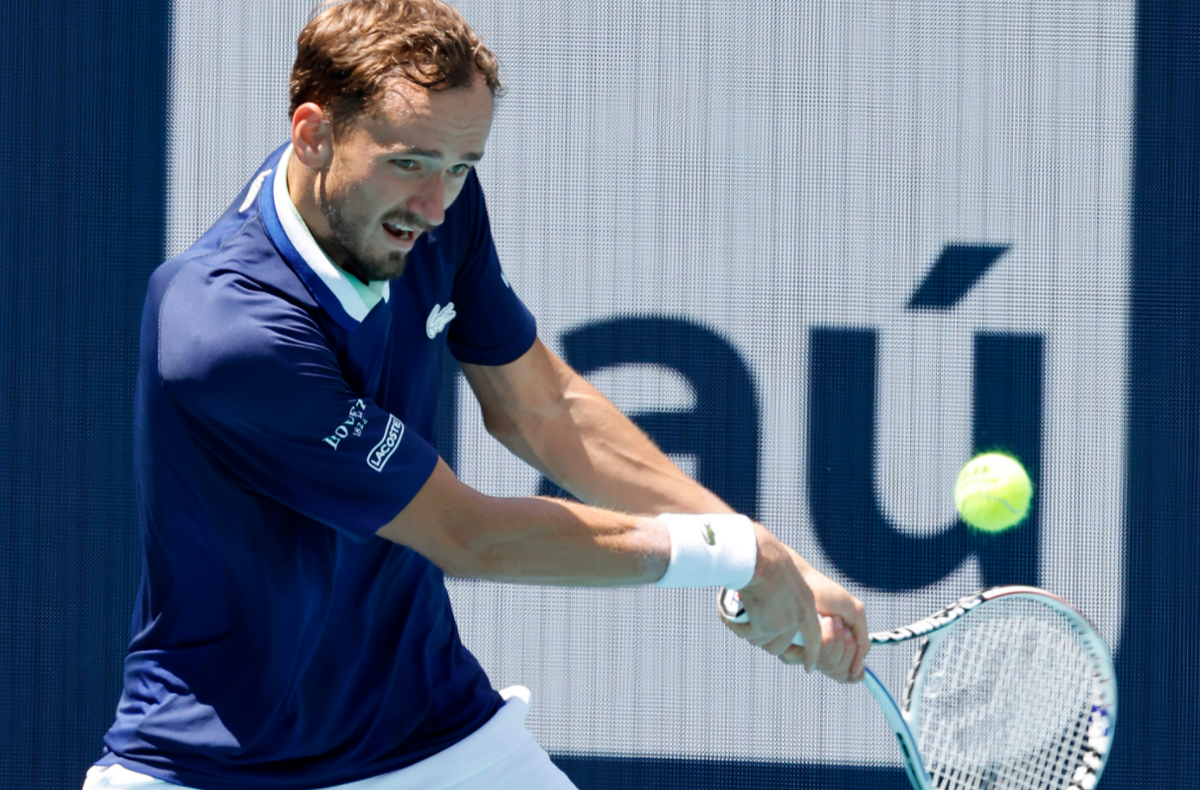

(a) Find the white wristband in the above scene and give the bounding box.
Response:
[653,513,758,590]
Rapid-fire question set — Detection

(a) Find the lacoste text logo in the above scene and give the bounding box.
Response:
[703,522,716,546]
[426,302,457,339]
[367,415,405,472]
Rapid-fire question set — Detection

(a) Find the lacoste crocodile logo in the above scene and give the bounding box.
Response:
[426,302,457,339]
[703,521,716,546]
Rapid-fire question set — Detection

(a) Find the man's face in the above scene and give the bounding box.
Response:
[317,76,494,282]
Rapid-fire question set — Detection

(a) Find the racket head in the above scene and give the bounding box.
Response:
[897,586,1117,790]
[717,585,1116,789]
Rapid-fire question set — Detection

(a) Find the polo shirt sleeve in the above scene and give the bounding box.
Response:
[444,171,538,366]
[158,278,439,542]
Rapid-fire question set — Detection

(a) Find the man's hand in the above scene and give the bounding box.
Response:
[721,524,869,682]
[801,562,870,682]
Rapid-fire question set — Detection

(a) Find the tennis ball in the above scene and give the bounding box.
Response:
[954,452,1032,533]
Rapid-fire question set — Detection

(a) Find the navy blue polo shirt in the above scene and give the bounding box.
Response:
[98,143,537,789]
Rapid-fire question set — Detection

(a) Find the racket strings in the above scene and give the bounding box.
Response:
[913,599,1096,790]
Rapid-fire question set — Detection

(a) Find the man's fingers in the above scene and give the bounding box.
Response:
[830,621,858,682]
[749,632,782,649]
[779,643,807,665]
[763,632,798,657]
[722,610,801,652]
[816,616,859,681]
[727,591,867,677]
[816,618,846,674]
[849,612,871,678]
[724,619,781,649]
[797,611,821,672]
[849,642,869,681]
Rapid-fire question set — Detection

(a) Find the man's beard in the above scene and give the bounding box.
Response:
[318,183,409,284]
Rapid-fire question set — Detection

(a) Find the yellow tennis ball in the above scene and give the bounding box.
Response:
[954,452,1033,533]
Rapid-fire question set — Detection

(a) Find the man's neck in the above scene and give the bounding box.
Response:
[286,151,342,267]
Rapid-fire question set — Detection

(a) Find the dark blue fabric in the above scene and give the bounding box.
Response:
[96,145,536,789]
[0,1,168,789]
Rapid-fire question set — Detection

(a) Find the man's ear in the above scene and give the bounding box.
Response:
[291,102,334,169]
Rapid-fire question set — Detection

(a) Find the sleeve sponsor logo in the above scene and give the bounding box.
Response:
[367,414,405,472]
[323,399,368,450]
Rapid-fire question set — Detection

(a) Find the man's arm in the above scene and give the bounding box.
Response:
[377,458,669,585]
[458,338,729,515]
[376,458,829,673]
[394,339,868,680]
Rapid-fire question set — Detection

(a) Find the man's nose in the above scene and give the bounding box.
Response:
[408,175,445,227]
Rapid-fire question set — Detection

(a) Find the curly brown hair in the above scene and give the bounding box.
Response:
[289,0,501,133]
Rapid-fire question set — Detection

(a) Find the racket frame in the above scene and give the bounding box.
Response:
[862,667,933,790]
[881,586,1117,790]
[718,584,1117,790]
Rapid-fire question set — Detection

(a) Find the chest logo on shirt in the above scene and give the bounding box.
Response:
[426,302,457,339]
[367,414,406,472]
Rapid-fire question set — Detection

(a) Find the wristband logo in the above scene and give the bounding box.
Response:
[367,414,405,472]
[703,522,716,546]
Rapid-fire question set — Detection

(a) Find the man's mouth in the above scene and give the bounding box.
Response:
[383,221,417,242]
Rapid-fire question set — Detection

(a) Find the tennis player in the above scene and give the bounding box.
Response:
[86,1,869,788]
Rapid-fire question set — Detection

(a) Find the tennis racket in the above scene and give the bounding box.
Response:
[719,585,1116,790]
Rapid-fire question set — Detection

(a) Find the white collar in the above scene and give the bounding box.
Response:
[272,144,390,321]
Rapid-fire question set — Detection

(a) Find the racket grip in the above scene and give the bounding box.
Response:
[718,587,828,647]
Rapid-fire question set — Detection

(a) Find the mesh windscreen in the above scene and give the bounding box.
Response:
[163,0,1133,778]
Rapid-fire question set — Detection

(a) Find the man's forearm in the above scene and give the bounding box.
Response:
[532,384,731,514]
[462,344,732,516]
[377,459,672,585]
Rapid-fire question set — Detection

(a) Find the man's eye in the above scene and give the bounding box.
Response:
[448,164,471,176]
[394,159,418,171]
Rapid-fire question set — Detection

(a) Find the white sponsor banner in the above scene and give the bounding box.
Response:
[168,0,1132,766]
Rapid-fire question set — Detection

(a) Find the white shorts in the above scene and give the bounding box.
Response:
[84,687,577,790]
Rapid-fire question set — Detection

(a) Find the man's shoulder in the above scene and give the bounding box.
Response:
[166,145,290,271]
[151,232,327,393]
[156,203,315,316]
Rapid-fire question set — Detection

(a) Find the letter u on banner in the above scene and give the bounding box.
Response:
[807,327,1043,591]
